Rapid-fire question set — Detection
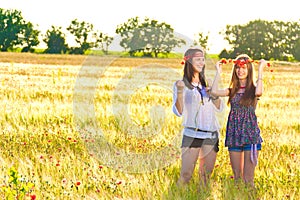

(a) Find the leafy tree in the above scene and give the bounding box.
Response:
[43,26,68,54]
[67,19,94,54]
[115,16,139,53]
[278,20,300,60]
[193,32,209,52]
[0,8,26,51]
[293,38,300,61]
[93,31,113,55]
[116,17,185,57]
[219,49,230,59]
[222,20,274,59]
[221,19,300,60]
[21,22,40,52]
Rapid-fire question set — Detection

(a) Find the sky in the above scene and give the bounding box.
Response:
[1,0,299,53]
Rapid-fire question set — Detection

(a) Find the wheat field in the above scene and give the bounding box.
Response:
[0,52,299,199]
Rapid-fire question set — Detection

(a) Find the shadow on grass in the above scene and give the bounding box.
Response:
[161,177,213,200]
[221,178,260,200]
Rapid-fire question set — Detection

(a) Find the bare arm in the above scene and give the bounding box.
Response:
[211,61,230,97]
[175,80,185,115]
[255,59,266,97]
[206,78,222,109]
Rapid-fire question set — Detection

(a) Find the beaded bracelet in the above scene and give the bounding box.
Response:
[209,96,219,101]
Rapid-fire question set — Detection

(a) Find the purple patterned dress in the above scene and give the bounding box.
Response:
[225,93,263,147]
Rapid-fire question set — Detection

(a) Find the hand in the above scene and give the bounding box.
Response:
[258,59,267,71]
[206,78,212,92]
[215,61,222,74]
[176,80,185,93]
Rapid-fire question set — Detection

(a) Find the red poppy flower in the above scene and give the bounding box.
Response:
[116,180,122,185]
[234,60,248,67]
[183,55,191,61]
[180,61,184,65]
[30,194,36,200]
[220,58,227,64]
[267,62,271,67]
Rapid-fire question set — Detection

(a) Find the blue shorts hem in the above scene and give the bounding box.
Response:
[228,144,262,152]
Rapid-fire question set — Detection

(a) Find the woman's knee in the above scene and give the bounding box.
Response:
[180,171,193,182]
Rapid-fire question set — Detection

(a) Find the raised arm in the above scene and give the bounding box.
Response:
[211,61,230,97]
[206,78,222,109]
[255,59,267,97]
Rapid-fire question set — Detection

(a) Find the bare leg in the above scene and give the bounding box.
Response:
[243,151,259,187]
[199,145,217,186]
[229,151,244,182]
[177,147,200,185]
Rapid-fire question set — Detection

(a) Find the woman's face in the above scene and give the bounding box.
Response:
[235,63,249,80]
[191,51,205,73]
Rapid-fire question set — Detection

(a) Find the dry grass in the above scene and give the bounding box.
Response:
[0,52,299,199]
[0,52,182,68]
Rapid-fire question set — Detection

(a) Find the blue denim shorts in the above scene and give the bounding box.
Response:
[228,144,262,152]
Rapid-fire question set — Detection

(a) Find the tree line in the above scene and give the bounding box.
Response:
[0,8,299,60]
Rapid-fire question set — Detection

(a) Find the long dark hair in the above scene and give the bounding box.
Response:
[228,54,256,106]
[182,48,207,89]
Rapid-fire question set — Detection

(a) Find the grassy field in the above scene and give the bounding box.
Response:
[0,52,299,199]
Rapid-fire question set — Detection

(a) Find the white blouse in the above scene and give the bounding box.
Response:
[172,82,224,139]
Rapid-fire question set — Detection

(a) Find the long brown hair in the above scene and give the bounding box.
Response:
[228,54,256,107]
[182,48,207,89]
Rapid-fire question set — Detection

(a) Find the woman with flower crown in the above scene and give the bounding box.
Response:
[172,47,224,187]
[211,54,267,187]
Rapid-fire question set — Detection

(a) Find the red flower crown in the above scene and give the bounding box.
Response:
[183,55,191,61]
[181,52,204,65]
[180,57,273,72]
[219,58,271,68]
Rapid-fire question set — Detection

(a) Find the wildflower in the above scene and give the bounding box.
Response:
[62,178,67,184]
[220,58,227,64]
[76,181,81,186]
[116,180,122,185]
[290,152,296,159]
[30,194,36,200]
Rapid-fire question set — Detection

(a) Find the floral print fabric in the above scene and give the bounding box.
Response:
[225,93,263,147]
